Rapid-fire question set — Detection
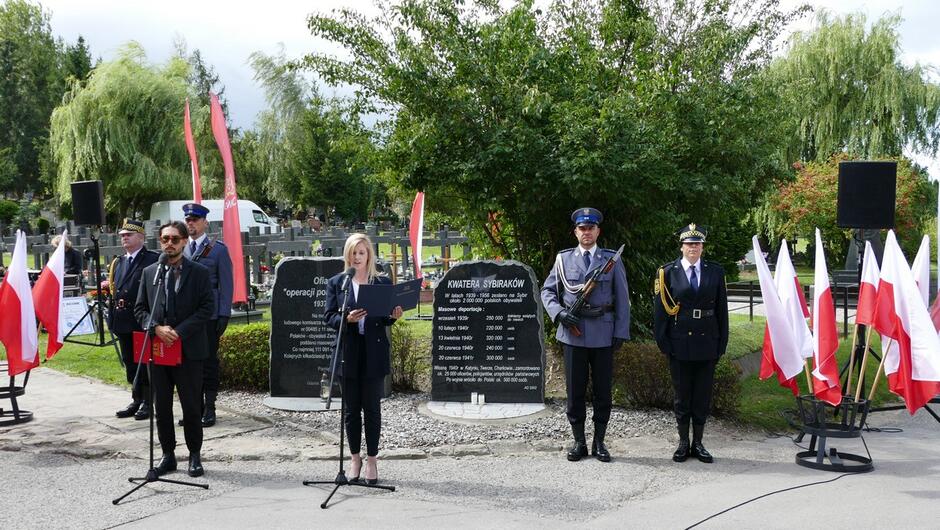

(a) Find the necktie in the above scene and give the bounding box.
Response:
[189,240,198,257]
[690,265,699,292]
[583,250,591,270]
[166,266,179,323]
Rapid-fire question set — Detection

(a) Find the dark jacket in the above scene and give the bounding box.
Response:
[135,257,216,361]
[324,273,396,379]
[64,247,83,276]
[653,258,729,361]
[185,237,233,320]
[107,248,159,334]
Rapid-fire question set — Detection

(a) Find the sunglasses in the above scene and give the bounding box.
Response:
[160,235,185,244]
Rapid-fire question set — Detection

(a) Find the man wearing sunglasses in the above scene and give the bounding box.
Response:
[135,221,215,478]
[181,202,233,428]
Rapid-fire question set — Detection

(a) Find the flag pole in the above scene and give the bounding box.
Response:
[803,360,813,394]
[867,337,893,402]
[853,326,875,401]
[845,322,860,392]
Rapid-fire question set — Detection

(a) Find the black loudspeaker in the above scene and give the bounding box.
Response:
[70,180,107,226]
[836,161,896,229]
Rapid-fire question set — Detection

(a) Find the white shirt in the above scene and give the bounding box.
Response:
[681,258,700,285]
[124,247,142,261]
[188,233,208,255]
[351,279,365,335]
[578,244,598,264]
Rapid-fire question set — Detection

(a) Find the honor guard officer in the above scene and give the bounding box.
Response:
[108,219,160,420]
[653,224,728,463]
[181,202,233,428]
[541,208,630,462]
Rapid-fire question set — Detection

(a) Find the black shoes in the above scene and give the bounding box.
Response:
[691,441,713,463]
[133,402,150,421]
[201,407,216,428]
[591,423,611,462]
[154,453,177,476]
[115,401,141,418]
[567,423,589,461]
[188,453,204,477]
[672,440,690,462]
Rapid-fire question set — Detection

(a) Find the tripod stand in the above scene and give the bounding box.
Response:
[63,228,121,360]
[113,264,208,504]
[303,275,395,508]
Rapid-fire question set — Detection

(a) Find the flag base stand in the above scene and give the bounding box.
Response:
[793,395,873,473]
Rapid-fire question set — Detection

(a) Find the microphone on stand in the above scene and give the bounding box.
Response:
[339,267,356,291]
[152,253,169,286]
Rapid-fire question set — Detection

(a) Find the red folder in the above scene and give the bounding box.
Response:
[132,331,183,366]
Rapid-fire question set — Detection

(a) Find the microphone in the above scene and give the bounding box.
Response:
[152,253,169,286]
[339,266,356,291]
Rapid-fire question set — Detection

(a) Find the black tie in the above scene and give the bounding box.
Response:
[583,250,591,270]
[166,266,180,323]
[190,241,198,257]
[690,265,699,292]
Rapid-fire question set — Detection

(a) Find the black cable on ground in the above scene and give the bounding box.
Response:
[684,473,851,529]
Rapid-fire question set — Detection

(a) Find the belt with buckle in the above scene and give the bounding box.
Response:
[678,308,715,319]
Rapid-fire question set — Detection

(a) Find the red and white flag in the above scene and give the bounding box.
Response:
[811,228,842,405]
[874,231,940,414]
[911,235,930,306]
[184,98,202,203]
[0,230,39,376]
[210,92,247,304]
[774,239,814,359]
[409,191,425,279]
[753,236,804,394]
[856,241,880,326]
[32,230,67,359]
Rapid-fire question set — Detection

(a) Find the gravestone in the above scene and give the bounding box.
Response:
[269,257,344,398]
[431,260,544,403]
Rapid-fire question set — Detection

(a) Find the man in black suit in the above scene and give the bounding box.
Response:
[653,224,728,464]
[108,219,159,420]
[135,221,215,478]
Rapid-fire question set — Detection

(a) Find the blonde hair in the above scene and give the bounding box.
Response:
[343,233,381,282]
[51,235,73,249]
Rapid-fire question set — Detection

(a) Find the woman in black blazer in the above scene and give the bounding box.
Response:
[324,233,402,484]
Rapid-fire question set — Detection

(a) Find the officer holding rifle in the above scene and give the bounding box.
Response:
[541,208,630,463]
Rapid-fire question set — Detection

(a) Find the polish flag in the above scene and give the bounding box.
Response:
[774,239,814,359]
[184,99,202,203]
[0,230,39,376]
[811,229,842,406]
[409,192,425,279]
[910,235,930,306]
[874,231,940,414]
[753,236,804,394]
[855,241,880,326]
[32,230,67,359]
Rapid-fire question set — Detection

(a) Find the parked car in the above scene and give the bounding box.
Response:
[148,199,280,233]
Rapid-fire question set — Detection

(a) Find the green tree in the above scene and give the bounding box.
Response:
[48,43,208,220]
[63,35,93,85]
[300,0,802,334]
[772,11,940,162]
[0,0,64,193]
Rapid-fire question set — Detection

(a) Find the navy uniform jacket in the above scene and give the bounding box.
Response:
[135,258,216,361]
[653,258,729,361]
[107,248,159,334]
[185,237,233,320]
[324,274,396,379]
[541,247,631,348]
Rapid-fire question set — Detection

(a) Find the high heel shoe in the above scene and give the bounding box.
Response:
[364,457,378,485]
[348,454,362,482]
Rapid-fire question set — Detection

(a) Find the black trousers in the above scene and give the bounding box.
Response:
[563,344,613,427]
[202,319,220,396]
[342,335,383,456]
[669,357,717,426]
[117,332,149,392]
[152,358,204,455]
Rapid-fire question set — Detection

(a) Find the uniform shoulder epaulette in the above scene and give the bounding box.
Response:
[660,261,676,272]
[212,238,227,247]
[559,247,576,255]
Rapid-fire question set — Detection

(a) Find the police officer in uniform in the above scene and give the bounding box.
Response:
[541,208,630,462]
[653,224,728,463]
[108,219,160,420]
[181,203,233,428]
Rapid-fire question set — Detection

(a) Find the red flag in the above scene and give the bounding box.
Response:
[409,192,425,279]
[184,99,202,203]
[811,229,842,405]
[0,231,39,376]
[32,230,67,359]
[855,241,880,326]
[753,236,803,394]
[875,231,940,414]
[209,93,246,304]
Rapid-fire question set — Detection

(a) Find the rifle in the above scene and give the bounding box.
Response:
[566,244,624,337]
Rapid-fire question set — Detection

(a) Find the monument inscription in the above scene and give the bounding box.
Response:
[431,260,544,403]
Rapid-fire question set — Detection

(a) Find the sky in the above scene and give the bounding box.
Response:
[37,0,940,177]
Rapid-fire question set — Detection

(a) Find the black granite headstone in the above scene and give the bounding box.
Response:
[269,257,345,397]
[431,260,544,403]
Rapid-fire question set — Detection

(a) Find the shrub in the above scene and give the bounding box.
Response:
[36,218,50,233]
[218,322,270,391]
[390,320,430,392]
[613,341,742,418]
[0,199,17,225]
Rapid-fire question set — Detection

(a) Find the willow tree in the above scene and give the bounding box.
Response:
[772,11,940,162]
[49,43,209,219]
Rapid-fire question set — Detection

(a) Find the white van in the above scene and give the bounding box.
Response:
[149,199,280,233]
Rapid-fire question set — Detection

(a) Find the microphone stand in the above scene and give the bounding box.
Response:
[304,274,395,508]
[113,264,208,505]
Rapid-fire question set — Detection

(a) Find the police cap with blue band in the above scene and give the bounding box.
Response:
[182,202,210,219]
[571,207,603,226]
